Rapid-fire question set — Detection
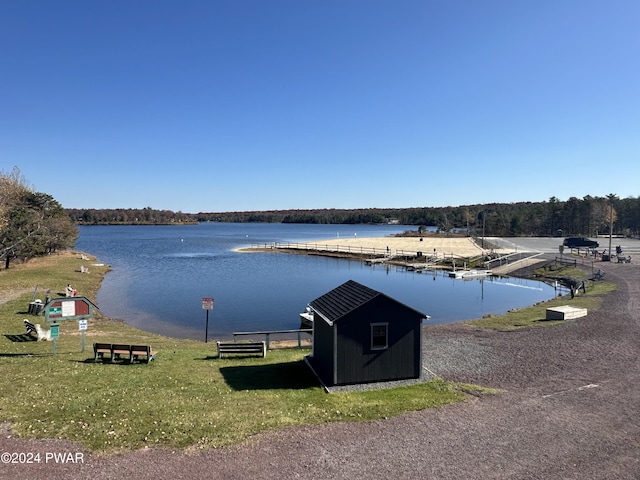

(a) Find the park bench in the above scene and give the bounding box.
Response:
[93,342,112,361]
[131,344,156,363]
[217,340,266,358]
[111,343,132,361]
[93,343,157,363]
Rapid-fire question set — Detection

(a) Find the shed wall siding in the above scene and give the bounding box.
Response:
[335,298,422,385]
[312,317,335,385]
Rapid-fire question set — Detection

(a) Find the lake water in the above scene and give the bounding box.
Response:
[75,223,558,340]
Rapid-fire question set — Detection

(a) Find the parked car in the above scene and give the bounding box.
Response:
[563,237,599,248]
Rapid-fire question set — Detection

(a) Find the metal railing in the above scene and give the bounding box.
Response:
[555,256,577,266]
[232,328,312,350]
[262,241,393,257]
[484,251,541,269]
[251,242,471,263]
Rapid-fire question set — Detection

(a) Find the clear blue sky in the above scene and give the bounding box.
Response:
[1,1,638,213]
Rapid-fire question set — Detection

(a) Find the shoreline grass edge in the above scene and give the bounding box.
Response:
[0,251,468,455]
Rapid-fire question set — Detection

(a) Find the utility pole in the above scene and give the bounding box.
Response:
[608,203,613,260]
[607,194,616,261]
[482,211,486,249]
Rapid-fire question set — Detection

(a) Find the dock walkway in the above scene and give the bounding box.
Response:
[491,257,547,275]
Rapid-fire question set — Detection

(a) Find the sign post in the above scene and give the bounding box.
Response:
[43,296,97,354]
[78,319,88,352]
[50,323,60,354]
[202,297,214,343]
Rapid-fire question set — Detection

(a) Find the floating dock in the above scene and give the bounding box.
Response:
[449,269,492,279]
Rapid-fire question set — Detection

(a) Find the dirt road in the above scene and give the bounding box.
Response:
[2,260,639,479]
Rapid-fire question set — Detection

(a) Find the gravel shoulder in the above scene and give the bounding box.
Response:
[2,260,639,479]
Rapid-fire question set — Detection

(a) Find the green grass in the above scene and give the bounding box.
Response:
[0,251,465,454]
[467,264,616,330]
[2,254,615,454]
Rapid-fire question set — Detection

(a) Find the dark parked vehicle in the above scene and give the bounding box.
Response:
[563,237,599,248]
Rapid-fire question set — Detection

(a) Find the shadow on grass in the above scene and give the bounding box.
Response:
[0,352,43,357]
[4,333,37,342]
[76,357,154,366]
[220,360,319,390]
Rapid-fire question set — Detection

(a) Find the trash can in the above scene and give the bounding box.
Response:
[28,301,44,315]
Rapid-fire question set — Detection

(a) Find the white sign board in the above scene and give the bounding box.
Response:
[78,319,88,331]
[202,297,214,310]
[62,301,76,317]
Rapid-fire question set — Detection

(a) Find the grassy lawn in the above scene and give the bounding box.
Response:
[467,264,616,330]
[0,251,465,454]
[1,253,615,454]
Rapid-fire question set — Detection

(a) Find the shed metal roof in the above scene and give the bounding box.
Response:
[309,279,427,324]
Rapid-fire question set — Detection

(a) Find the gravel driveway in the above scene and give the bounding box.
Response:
[2,260,639,479]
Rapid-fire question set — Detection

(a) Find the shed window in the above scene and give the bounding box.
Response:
[371,323,388,350]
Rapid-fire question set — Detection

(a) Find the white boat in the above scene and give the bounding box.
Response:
[299,305,314,328]
[449,269,492,279]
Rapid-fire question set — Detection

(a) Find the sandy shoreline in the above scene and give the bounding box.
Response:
[239,235,511,258]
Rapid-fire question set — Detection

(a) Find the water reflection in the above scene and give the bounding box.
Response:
[76,224,559,340]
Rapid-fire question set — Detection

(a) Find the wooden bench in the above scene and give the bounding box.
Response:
[217,341,266,358]
[131,344,156,363]
[111,343,132,362]
[93,342,112,361]
[93,343,157,363]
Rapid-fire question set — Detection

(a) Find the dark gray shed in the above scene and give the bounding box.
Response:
[306,280,427,386]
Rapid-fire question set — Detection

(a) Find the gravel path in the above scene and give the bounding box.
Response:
[2,260,639,479]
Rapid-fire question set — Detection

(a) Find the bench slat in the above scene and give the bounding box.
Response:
[219,344,264,350]
[217,341,266,358]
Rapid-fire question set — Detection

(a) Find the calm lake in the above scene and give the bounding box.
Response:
[75,223,558,340]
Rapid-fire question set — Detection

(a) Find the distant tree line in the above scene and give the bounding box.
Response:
[65,194,640,238]
[66,207,194,225]
[1,167,78,269]
[5,166,635,271]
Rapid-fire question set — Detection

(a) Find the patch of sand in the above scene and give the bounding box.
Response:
[275,236,511,258]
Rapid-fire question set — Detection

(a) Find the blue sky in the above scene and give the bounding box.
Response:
[1,1,638,212]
